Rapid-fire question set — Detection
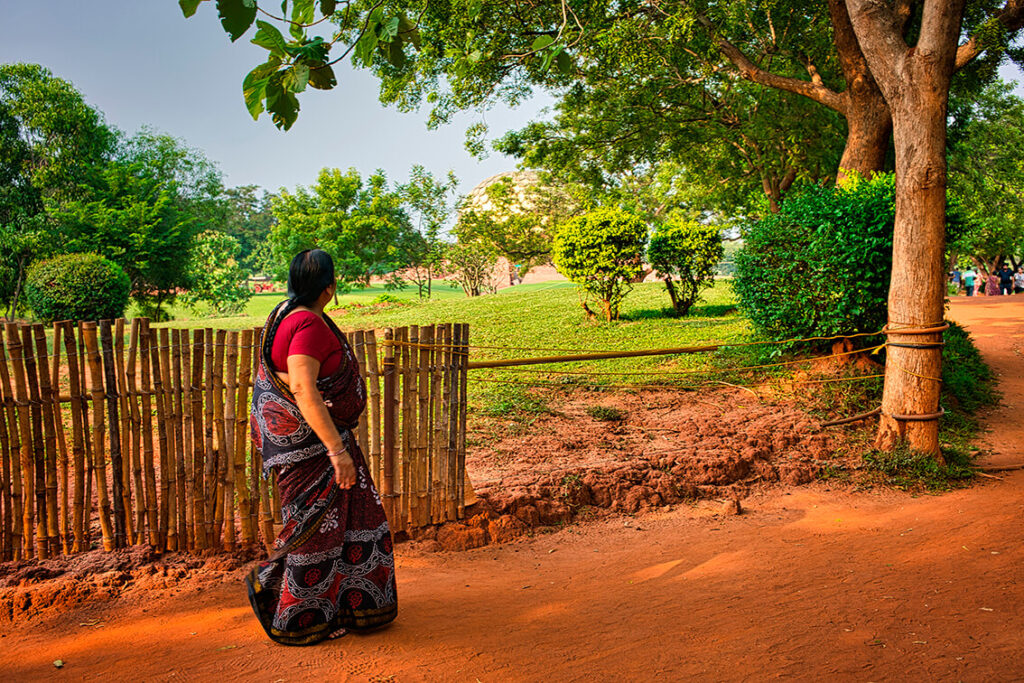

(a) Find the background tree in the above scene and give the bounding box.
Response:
[398,165,458,298]
[445,241,499,297]
[181,230,253,315]
[269,167,414,287]
[648,217,724,316]
[222,184,277,272]
[552,207,648,321]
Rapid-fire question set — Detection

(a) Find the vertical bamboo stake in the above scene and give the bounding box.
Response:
[172,329,191,549]
[190,329,206,549]
[153,328,174,551]
[444,324,458,522]
[398,326,411,533]
[222,330,238,552]
[456,324,469,519]
[249,326,261,537]
[270,468,282,526]
[0,325,21,559]
[259,469,274,553]
[19,326,46,559]
[6,324,33,559]
[32,325,59,557]
[417,326,432,528]
[235,329,253,545]
[50,322,70,553]
[138,320,159,546]
[113,319,133,544]
[61,322,87,553]
[0,331,10,559]
[98,321,126,548]
[203,328,217,547]
[431,325,446,523]
[353,330,370,456]
[211,329,227,549]
[77,322,93,549]
[366,329,382,486]
[381,329,396,528]
[126,320,145,543]
[82,323,115,551]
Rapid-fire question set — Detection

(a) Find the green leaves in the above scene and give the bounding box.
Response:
[178,0,206,18]
[265,72,300,130]
[531,35,554,51]
[217,0,257,42]
[320,0,337,16]
[242,56,282,118]
[291,0,315,25]
[252,20,288,55]
[307,63,337,90]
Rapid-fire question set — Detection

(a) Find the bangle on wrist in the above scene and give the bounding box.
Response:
[327,448,348,459]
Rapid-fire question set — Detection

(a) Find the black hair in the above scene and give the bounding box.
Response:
[262,249,335,371]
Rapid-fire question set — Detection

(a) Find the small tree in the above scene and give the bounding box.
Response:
[648,217,723,316]
[552,207,647,321]
[181,230,253,316]
[25,253,130,323]
[445,241,499,297]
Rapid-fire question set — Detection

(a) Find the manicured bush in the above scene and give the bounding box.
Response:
[733,174,895,340]
[25,252,131,322]
[648,217,723,316]
[552,207,647,321]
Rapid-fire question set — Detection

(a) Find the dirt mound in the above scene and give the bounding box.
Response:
[416,389,836,551]
[0,544,260,623]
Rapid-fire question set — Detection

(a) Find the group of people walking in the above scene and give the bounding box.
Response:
[951,263,1024,296]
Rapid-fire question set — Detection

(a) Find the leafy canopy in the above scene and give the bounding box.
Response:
[648,217,724,316]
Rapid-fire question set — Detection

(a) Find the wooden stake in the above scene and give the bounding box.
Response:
[399,326,412,532]
[0,325,22,559]
[259,467,274,553]
[353,330,370,457]
[204,328,216,547]
[126,319,145,543]
[113,319,133,544]
[440,323,456,522]
[77,322,93,549]
[99,321,126,548]
[34,325,60,557]
[417,325,432,528]
[190,329,207,549]
[50,322,70,554]
[138,320,159,547]
[222,330,238,552]
[172,329,192,549]
[431,325,445,524]
[381,328,396,528]
[19,325,45,559]
[82,323,115,551]
[234,329,253,545]
[249,326,261,538]
[61,322,87,553]
[456,324,469,519]
[153,328,174,551]
[365,329,382,486]
[211,329,227,549]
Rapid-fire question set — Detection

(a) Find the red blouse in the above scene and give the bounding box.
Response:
[270,310,343,378]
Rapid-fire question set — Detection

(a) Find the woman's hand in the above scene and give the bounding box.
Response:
[330,451,357,489]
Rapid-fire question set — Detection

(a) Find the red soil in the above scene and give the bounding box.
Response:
[2,294,1023,680]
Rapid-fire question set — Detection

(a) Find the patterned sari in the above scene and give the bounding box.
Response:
[246,303,398,645]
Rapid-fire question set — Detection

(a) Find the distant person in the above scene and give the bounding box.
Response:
[987,270,1000,297]
[247,249,397,645]
[1015,267,1024,294]
[951,269,962,292]
[997,263,1014,295]
[962,267,977,296]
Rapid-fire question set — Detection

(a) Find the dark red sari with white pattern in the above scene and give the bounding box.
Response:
[246,302,397,646]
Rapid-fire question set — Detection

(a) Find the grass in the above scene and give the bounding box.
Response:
[586,405,626,421]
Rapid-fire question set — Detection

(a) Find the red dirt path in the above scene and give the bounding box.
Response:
[2,296,1023,681]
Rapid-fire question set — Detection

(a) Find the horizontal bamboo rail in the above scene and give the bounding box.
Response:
[0,319,469,562]
[463,343,723,369]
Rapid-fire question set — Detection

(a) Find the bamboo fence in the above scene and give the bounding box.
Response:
[0,320,469,561]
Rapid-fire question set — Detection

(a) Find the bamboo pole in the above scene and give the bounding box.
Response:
[33,325,61,556]
[99,321,126,548]
[138,320,159,546]
[416,326,432,528]
[235,329,253,545]
[259,468,274,553]
[82,323,115,551]
[431,324,446,524]
[61,322,87,553]
[399,326,413,532]
[353,330,370,457]
[113,319,133,545]
[211,329,227,549]
[126,319,145,543]
[222,330,238,552]
[172,329,192,549]
[50,322,70,554]
[0,330,10,559]
[456,324,469,519]
[270,468,282,526]
[381,328,396,528]
[465,342,728,370]
[0,325,21,559]
[444,323,458,522]
[203,328,216,547]
[19,325,46,559]
[153,328,175,551]
[365,329,382,486]
[249,326,261,540]
[190,329,206,550]
[77,322,93,549]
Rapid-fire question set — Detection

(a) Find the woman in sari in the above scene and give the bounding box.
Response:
[247,249,397,645]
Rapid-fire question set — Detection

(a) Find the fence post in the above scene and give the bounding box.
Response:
[381,328,396,529]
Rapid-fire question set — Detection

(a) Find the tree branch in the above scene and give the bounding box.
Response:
[954,0,1024,71]
[694,14,847,114]
[844,0,910,91]
[917,0,968,61]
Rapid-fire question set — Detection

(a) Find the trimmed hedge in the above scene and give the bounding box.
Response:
[25,253,131,323]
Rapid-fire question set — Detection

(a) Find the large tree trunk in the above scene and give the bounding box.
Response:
[837,89,891,179]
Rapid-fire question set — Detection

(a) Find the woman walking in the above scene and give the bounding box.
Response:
[247,249,397,645]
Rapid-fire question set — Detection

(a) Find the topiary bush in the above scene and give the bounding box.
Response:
[25,252,131,322]
[552,207,647,321]
[733,173,895,340]
[648,216,723,316]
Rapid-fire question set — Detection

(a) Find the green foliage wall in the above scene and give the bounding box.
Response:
[733,174,896,340]
[25,253,130,323]
[552,207,647,321]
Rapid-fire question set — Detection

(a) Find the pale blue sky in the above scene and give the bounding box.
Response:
[1,2,1020,198]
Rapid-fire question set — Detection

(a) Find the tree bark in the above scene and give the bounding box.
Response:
[837,88,891,179]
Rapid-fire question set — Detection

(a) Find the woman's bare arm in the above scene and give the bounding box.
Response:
[285,354,356,488]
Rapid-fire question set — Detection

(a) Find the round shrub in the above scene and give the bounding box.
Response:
[733,174,895,340]
[552,207,647,321]
[648,217,723,316]
[25,253,131,322]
